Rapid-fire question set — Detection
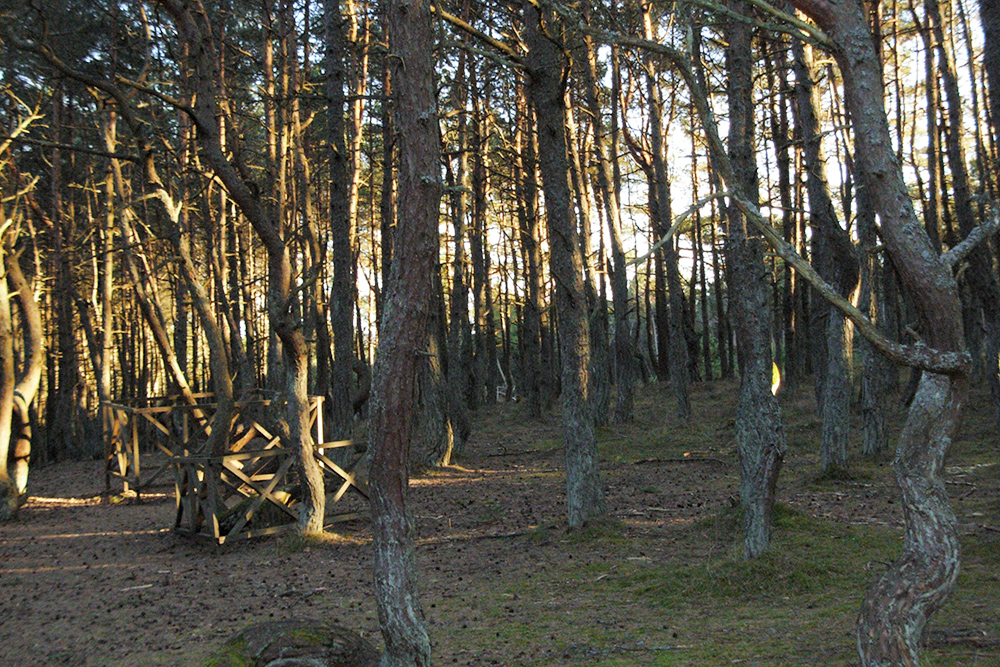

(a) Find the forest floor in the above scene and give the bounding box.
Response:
[1,377,999,667]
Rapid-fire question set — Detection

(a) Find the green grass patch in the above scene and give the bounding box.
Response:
[623,504,893,608]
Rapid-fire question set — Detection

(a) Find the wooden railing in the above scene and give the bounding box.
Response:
[171,439,367,545]
[102,394,368,544]
[102,393,325,496]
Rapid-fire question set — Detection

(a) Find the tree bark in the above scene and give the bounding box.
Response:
[723,0,787,559]
[787,0,968,663]
[525,0,606,528]
[368,0,440,663]
[792,39,859,472]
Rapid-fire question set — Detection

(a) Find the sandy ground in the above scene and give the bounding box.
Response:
[0,386,924,667]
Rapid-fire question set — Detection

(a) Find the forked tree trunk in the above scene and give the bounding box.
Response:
[157,0,325,534]
[788,0,968,663]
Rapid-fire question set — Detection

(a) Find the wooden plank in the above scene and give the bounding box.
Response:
[318,440,355,449]
[172,463,185,529]
[221,459,298,522]
[326,511,366,525]
[223,454,297,540]
[203,463,222,542]
[315,451,368,500]
[171,448,285,464]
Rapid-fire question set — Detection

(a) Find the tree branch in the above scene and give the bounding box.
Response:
[431,3,523,65]
[728,192,970,375]
[629,192,728,266]
[3,136,141,163]
[942,207,1000,268]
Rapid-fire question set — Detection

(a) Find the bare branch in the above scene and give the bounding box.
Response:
[3,136,141,163]
[686,0,832,49]
[629,192,729,266]
[431,3,523,65]
[114,75,194,116]
[0,101,44,158]
[942,207,1000,268]
[728,193,970,375]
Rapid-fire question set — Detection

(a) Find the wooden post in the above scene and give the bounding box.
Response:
[131,412,140,496]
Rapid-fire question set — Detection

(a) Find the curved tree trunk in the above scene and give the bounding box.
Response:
[6,246,44,495]
[788,0,968,663]
[156,0,325,534]
[0,244,16,519]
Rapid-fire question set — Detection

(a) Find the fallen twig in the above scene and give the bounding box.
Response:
[632,456,728,466]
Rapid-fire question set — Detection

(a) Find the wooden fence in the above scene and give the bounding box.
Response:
[102,394,367,544]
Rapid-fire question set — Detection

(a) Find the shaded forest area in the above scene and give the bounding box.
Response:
[2,381,999,666]
[1,0,999,665]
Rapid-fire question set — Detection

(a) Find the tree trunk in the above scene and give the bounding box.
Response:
[157,0,325,534]
[580,16,634,424]
[515,86,546,419]
[722,0,787,559]
[469,65,495,409]
[642,7,691,420]
[368,0,440,661]
[0,252,15,518]
[326,0,357,440]
[411,272,454,470]
[982,0,1000,181]
[445,11,473,450]
[792,39,859,473]
[788,0,968,663]
[926,0,1000,427]
[525,0,606,528]
[856,158,889,457]
[5,240,43,495]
